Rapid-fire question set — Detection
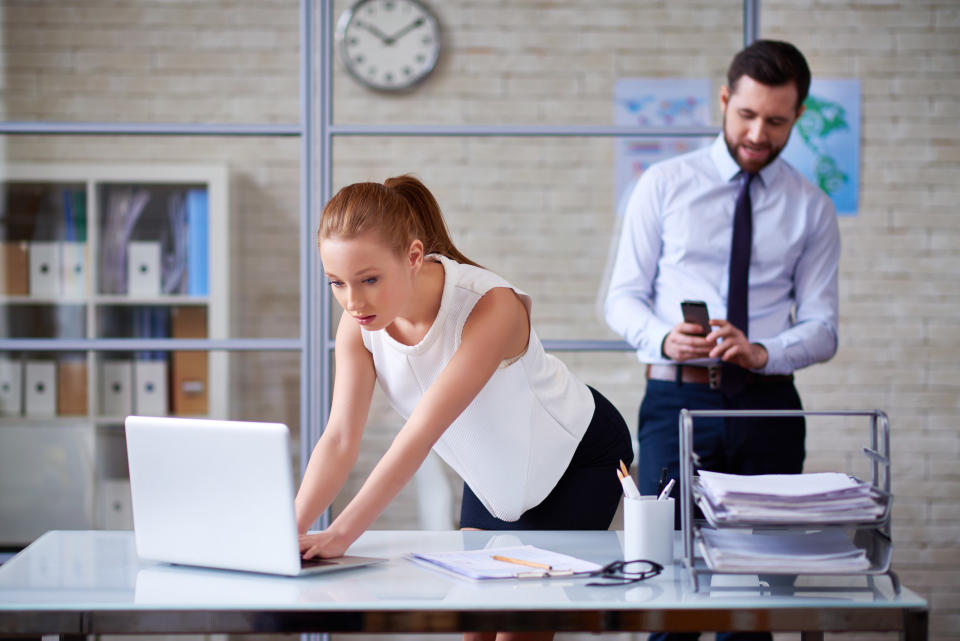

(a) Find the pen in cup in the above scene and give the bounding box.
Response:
[657,478,676,501]
[657,467,669,495]
[617,460,641,499]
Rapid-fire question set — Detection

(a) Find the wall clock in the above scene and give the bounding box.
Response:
[336,0,441,92]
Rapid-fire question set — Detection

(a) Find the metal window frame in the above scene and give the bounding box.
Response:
[309,0,757,441]
[0,0,758,516]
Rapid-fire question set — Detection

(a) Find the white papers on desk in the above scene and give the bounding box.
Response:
[696,471,886,525]
[699,528,871,573]
[408,545,601,580]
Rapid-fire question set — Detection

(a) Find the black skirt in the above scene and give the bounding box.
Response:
[459,386,633,530]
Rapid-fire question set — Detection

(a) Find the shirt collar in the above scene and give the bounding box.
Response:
[709,133,782,187]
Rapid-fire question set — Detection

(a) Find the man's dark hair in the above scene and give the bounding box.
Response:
[727,40,811,110]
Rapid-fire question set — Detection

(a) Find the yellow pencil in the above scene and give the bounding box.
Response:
[619,459,629,477]
[492,555,552,570]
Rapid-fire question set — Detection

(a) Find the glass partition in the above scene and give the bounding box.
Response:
[1,135,301,340]
[0,2,300,124]
[330,0,743,126]
[331,135,715,341]
[0,348,300,546]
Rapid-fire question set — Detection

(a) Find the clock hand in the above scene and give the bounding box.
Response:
[356,19,392,44]
[386,17,425,44]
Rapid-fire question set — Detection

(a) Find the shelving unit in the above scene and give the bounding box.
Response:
[0,163,229,545]
[679,408,898,593]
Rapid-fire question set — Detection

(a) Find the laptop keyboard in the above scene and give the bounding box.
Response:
[301,557,339,568]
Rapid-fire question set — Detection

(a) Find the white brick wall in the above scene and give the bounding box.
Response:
[2,1,958,639]
[765,4,960,640]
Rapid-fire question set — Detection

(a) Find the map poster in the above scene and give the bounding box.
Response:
[613,78,713,216]
[782,78,861,216]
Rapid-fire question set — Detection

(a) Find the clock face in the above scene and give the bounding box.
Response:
[337,0,441,92]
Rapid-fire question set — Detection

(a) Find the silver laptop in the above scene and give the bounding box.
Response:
[124,416,384,577]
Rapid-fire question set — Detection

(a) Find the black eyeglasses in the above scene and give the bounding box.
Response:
[574,559,664,586]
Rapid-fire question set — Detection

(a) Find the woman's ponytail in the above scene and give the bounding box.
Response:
[383,175,479,267]
[319,174,479,268]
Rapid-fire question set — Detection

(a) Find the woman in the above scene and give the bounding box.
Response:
[296,175,633,639]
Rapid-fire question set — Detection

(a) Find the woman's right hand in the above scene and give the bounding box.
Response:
[299,527,351,559]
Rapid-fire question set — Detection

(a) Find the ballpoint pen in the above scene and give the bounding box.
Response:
[657,467,669,496]
[658,478,676,501]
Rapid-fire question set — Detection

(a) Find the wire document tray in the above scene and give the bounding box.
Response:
[679,409,898,593]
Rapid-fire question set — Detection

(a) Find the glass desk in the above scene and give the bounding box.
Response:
[0,529,928,640]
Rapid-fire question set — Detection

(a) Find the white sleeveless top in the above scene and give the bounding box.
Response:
[360,255,595,521]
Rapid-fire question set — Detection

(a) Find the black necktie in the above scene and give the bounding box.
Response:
[721,172,755,399]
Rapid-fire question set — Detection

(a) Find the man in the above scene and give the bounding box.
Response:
[605,39,839,641]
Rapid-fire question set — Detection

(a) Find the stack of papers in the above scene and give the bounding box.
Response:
[699,528,871,573]
[696,471,886,526]
[408,545,601,580]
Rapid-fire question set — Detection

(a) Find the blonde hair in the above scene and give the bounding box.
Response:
[318,175,479,267]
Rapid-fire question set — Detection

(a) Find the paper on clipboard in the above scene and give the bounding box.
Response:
[407,545,602,580]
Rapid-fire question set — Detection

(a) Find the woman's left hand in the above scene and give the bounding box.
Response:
[299,528,350,559]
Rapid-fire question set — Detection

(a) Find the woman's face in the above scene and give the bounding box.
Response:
[320,230,420,331]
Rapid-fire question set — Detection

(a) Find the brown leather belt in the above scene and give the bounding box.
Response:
[646,364,793,390]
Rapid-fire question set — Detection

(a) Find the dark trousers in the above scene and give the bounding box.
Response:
[639,375,804,641]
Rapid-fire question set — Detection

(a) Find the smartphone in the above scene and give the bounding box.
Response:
[680,300,710,336]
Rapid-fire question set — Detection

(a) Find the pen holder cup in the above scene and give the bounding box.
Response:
[623,496,674,567]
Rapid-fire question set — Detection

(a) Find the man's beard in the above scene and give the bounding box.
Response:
[722,116,787,173]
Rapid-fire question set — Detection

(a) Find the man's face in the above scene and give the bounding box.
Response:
[720,74,805,173]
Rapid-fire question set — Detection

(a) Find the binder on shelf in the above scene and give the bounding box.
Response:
[28,242,61,298]
[62,187,87,243]
[0,357,23,416]
[172,306,207,339]
[100,360,133,417]
[127,241,162,298]
[172,353,207,415]
[171,306,208,416]
[98,478,134,530]
[24,360,57,417]
[186,189,209,296]
[1,242,29,296]
[60,242,88,298]
[57,359,88,416]
[134,359,168,416]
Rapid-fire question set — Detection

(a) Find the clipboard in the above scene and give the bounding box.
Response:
[407,544,601,580]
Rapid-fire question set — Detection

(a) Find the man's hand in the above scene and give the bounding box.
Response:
[707,319,769,370]
[662,321,716,361]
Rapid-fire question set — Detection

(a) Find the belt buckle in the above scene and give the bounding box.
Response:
[708,365,720,390]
